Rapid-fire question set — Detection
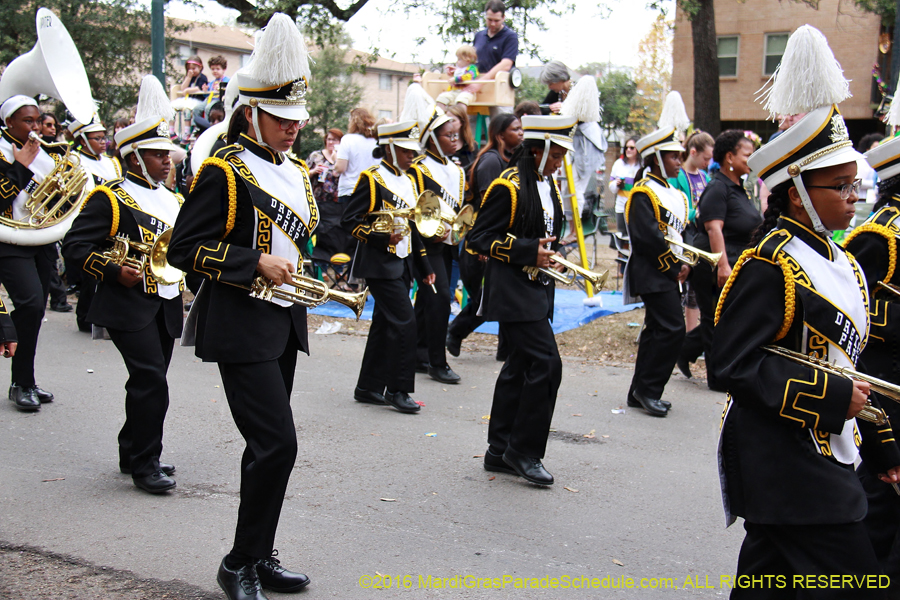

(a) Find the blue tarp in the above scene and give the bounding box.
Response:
[309,289,643,335]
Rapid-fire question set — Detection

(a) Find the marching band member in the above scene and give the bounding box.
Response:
[715,26,900,592]
[63,76,183,494]
[624,123,690,417]
[167,14,312,599]
[0,95,63,412]
[411,102,465,384]
[341,120,435,413]
[466,114,576,486]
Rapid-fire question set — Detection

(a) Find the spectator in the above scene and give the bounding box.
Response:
[40,113,59,143]
[310,128,353,287]
[334,108,379,203]
[472,0,518,115]
[180,55,209,100]
[539,60,571,114]
[514,100,541,119]
[609,136,641,235]
[857,132,884,204]
[437,46,480,110]
[308,128,343,206]
[447,104,477,171]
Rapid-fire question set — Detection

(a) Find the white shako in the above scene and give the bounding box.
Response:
[113,75,181,300]
[375,120,421,258]
[863,89,900,184]
[233,12,314,307]
[0,95,65,222]
[69,113,120,184]
[746,24,867,464]
[520,114,577,239]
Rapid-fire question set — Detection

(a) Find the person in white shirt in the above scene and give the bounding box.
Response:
[334,108,378,202]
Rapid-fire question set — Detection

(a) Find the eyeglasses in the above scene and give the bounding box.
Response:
[267,113,304,131]
[87,135,107,142]
[806,179,862,200]
[440,133,460,141]
[625,146,636,150]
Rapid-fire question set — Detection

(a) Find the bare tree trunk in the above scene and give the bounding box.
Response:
[690,0,721,135]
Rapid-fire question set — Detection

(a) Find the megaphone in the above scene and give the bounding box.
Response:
[0,8,96,123]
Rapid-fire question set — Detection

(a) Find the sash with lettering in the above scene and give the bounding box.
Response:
[227,150,317,307]
[371,168,413,258]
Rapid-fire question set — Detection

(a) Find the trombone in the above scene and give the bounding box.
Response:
[509,235,609,288]
[368,190,443,238]
[248,273,369,320]
[763,345,898,425]
[664,236,722,268]
[102,229,185,286]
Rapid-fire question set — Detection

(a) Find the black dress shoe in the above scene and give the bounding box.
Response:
[428,364,461,384]
[121,463,175,476]
[217,560,268,600]
[49,303,73,313]
[256,550,310,592]
[354,386,386,405]
[76,318,91,333]
[384,390,421,413]
[32,386,53,403]
[502,447,554,485]
[66,284,79,295]
[676,355,692,379]
[415,361,430,374]
[133,470,176,494]
[9,385,40,412]
[483,448,516,475]
[446,332,462,357]
[626,392,670,410]
[631,391,669,417]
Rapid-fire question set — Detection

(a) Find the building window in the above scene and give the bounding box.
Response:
[378,110,393,120]
[379,73,392,91]
[177,44,194,67]
[764,33,790,76]
[240,53,253,69]
[717,36,739,78]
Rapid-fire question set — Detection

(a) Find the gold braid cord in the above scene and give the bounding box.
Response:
[624,183,662,227]
[192,158,237,239]
[80,186,120,237]
[842,223,897,284]
[480,179,519,229]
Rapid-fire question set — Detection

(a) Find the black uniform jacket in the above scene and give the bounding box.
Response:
[412,151,464,256]
[62,172,184,337]
[843,199,900,418]
[167,135,314,363]
[465,167,563,323]
[0,128,66,258]
[713,217,900,525]
[340,160,432,280]
[624,174,687,296]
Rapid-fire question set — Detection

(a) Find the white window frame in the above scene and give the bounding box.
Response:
[717,35,740,79]
[763,32,790,77]
[379,73,392,91]
[378,110,393,120]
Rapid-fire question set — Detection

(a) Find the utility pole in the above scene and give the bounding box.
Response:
[151,0,166,88]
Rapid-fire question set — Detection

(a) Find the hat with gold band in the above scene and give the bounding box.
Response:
[377,120,421,152]
[115,75,176,158]
[521,114,577,174]
[636,127,685,160]
[236,75,310,122]
[68,113,105,137]
[864,135,900,182]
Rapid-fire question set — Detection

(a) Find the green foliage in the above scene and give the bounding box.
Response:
[0,2,188,125]
[514,73,546,105]
[852,0,895,25]
[597,70,642,136]
[630,14,672,134]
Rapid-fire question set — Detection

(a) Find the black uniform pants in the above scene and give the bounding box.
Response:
[75,276,96,332]
[416,245,453,367]
[732,521,887,599]
[220,326,300,561]
[0,249,54,387]
[449,248,507,355]
[680,262,722,389]
[107,305,174,479]
[488,319,561,458]
[358,263,416,394]
[859,462,900,597]
[631,288,685,400]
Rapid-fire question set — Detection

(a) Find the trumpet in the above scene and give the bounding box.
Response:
[248,273,369,320]
[435,204,476,245]
[102,229,185,286]
[664,236,722,268]
[368,190,442,238]
[877,281,900,299]
[508,235,609,288]
[763,345,899,425]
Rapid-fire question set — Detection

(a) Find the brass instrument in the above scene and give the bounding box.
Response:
[435,204,476,245]
[509,235,609,288]
[103,229,185,286]
[248,274,369,320]
[664,236,722,268]
[369,190,442,238]
[763,345,897,425]
[877,281,900,299]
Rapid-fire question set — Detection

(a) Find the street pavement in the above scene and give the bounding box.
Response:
[0,309,743,598]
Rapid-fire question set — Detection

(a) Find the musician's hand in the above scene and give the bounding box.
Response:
[477,254,488,263]
[676,264,691,283]
[552,252,566,272]
[1,341,17,358]
[423,273,436,286]
[257,253,294,286]
[13,135,39,168]
[878,466,900,485]
[536,237,556,268]
[117,265,142,288]
[389,232,404,246]
[437,228,450,243]
[549,102,563,114]
[717,260,732,288]
[847,380,871,420]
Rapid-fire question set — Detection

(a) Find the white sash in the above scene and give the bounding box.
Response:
[0,138,57,222]
[121,180,182,300]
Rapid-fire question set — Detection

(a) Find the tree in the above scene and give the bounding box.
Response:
[630,14,672,135]
[597,70,642,137]
[515,73,546,105]
[0,1,187,125]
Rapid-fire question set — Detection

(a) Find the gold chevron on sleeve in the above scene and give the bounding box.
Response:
[490,235,514,263]
[194,242,229,281]
[657,249,678,272]
[84,251,112,280]
[780,368,826,430]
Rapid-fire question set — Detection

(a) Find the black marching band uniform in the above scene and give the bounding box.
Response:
[63,97,184,491]
[341,120,433,413]
[624,127,690,417]
[168,16,314,593]
[843,136,900,585]
[412,107,465,383]
[0,95,67,411]
[715,100,900,595]
[68,114,122,333]
[465,114,576,486]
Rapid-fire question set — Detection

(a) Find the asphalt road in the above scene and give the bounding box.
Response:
[0,309,742,598]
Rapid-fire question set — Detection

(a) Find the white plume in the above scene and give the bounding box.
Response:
[560,75,601,123]
[758,25,850,119]
[223,76,240,116]
[135,75,174,122]
[657,91,690,133]
[400,82,436,124]
[245,13,311,85]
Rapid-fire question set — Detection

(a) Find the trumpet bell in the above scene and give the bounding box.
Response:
[414,190,443,238]
[148,230,186,286]
[450,204,475,245]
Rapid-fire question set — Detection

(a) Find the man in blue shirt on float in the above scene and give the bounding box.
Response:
[473,0,518,115]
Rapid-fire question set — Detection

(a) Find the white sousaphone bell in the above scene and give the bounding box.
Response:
[0,7,96,245]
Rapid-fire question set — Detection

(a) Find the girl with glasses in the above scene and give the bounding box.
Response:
[609,136,641,240]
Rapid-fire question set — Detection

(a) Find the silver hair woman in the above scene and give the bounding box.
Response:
[539,60,572,114]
